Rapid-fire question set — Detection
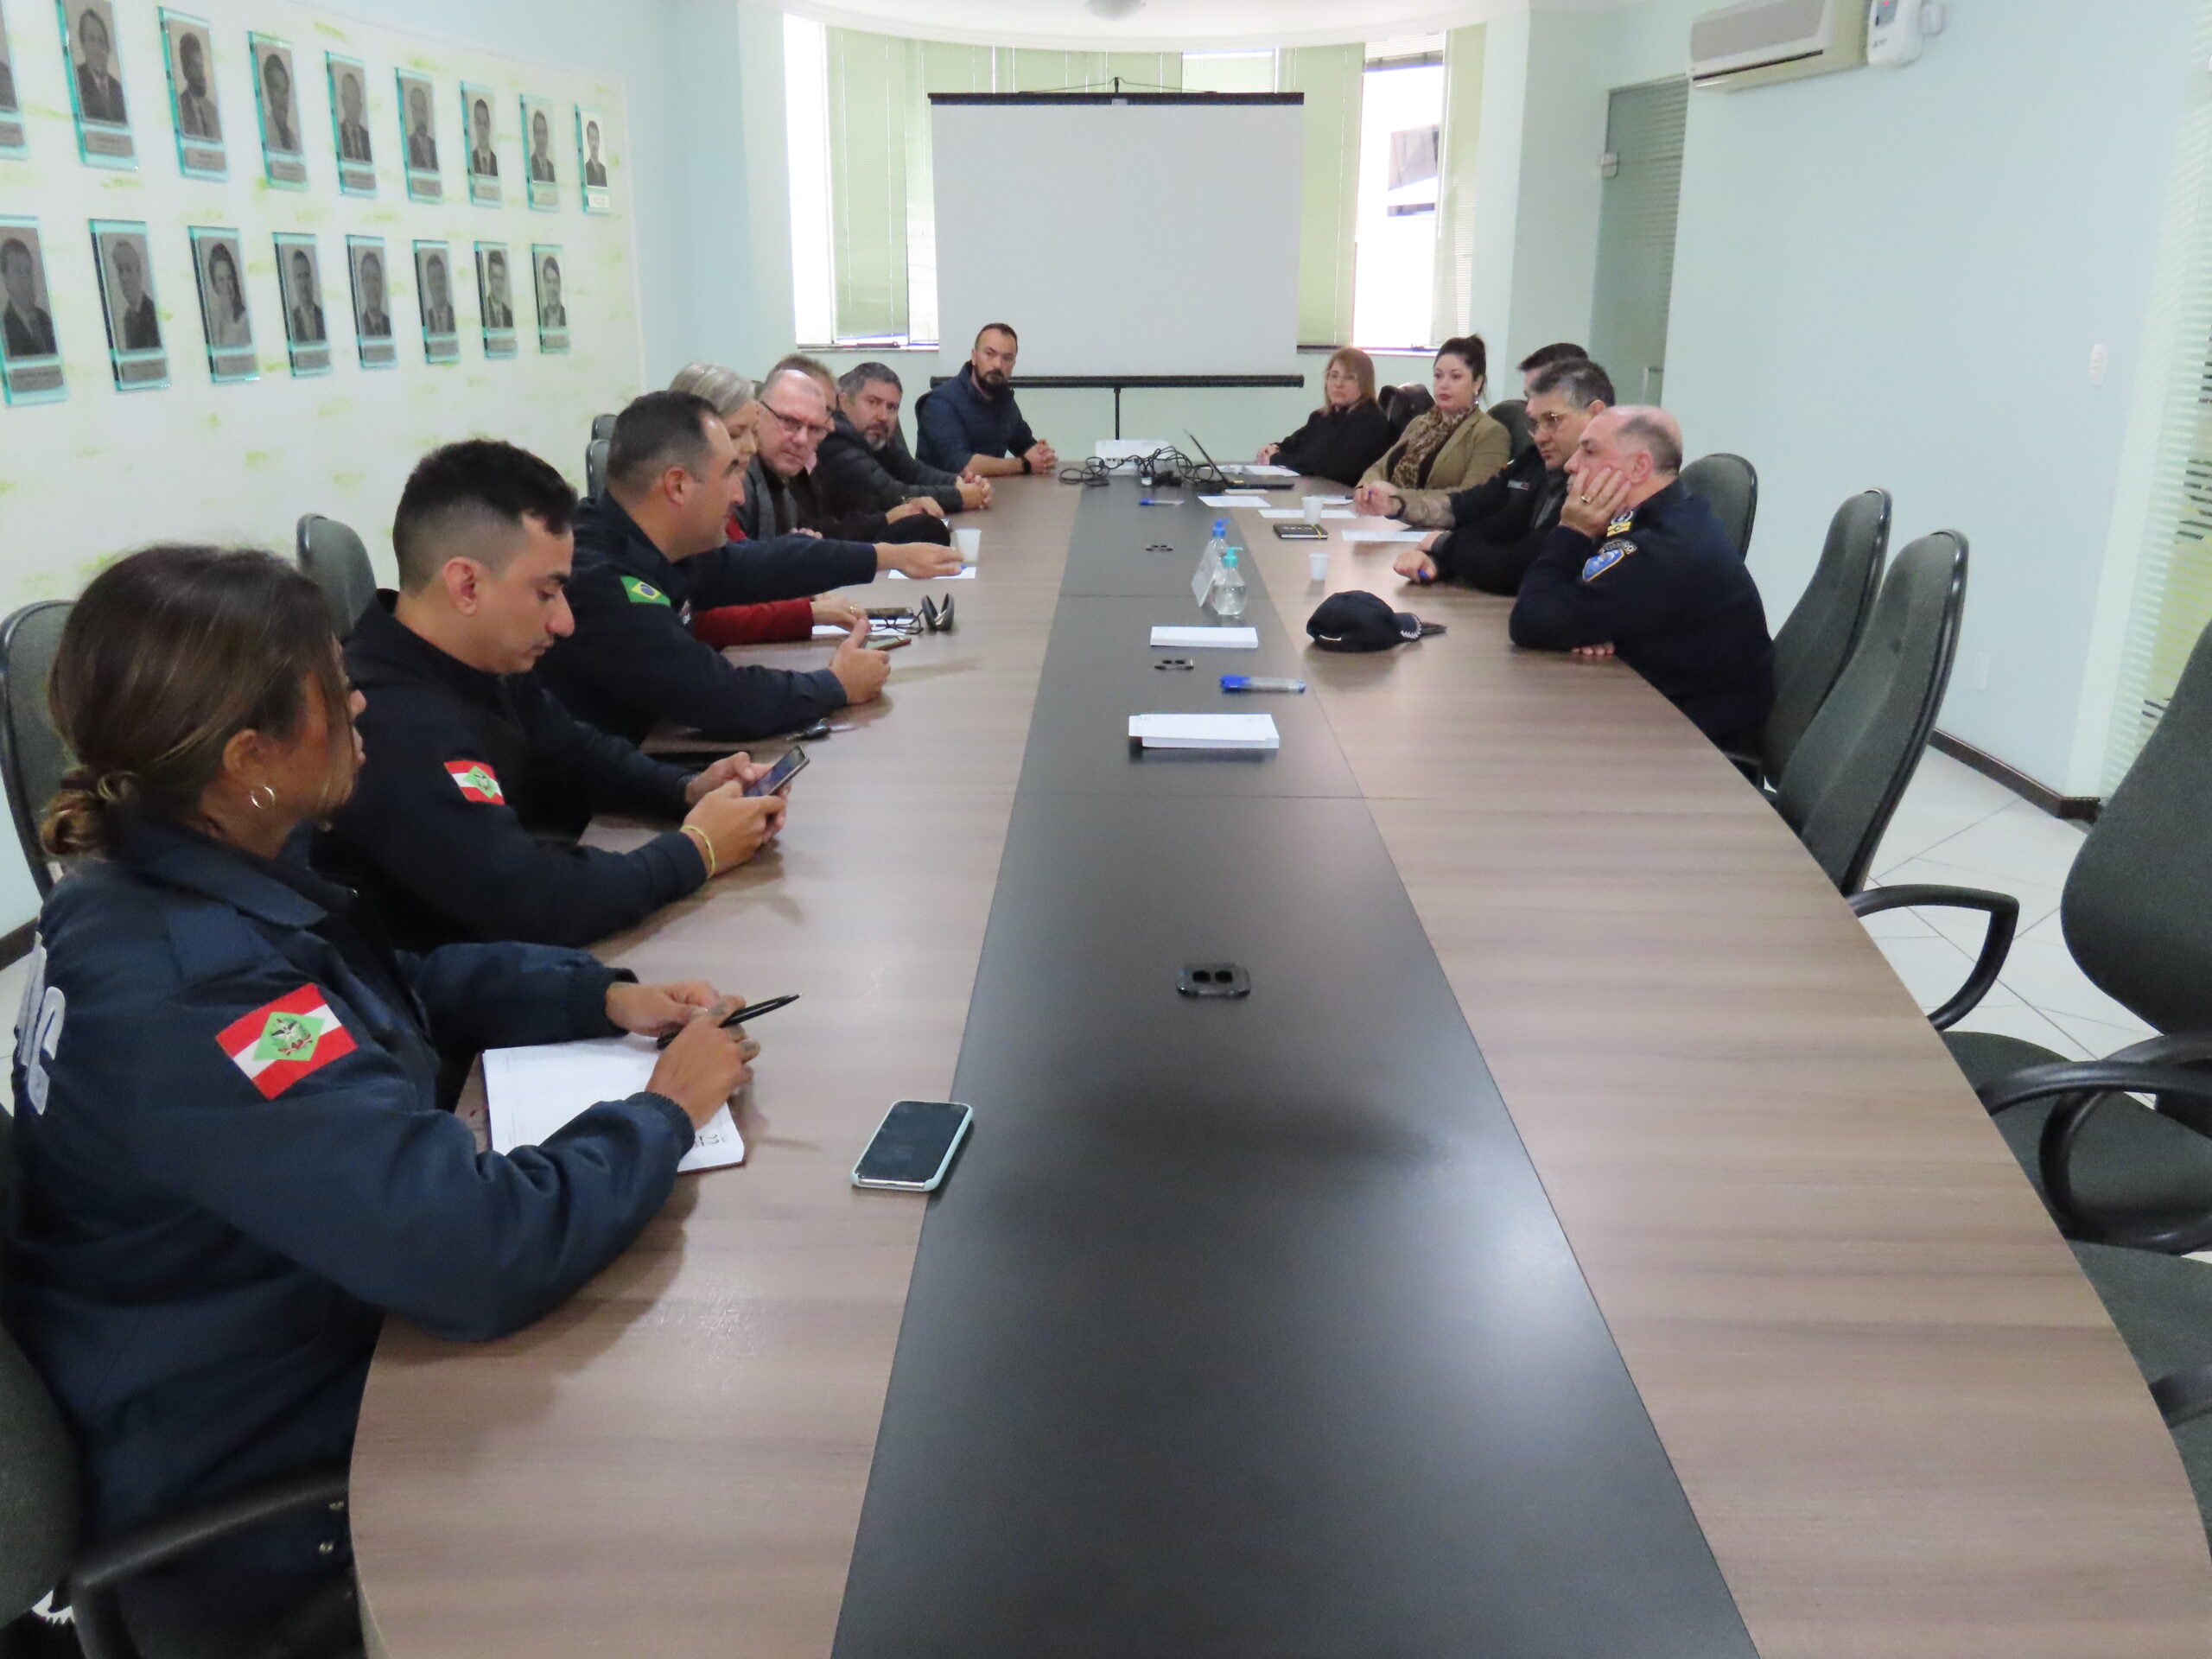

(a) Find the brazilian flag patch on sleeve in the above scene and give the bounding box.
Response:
[620,575,671,607]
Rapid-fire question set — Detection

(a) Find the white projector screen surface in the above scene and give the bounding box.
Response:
[931,99,1303,378]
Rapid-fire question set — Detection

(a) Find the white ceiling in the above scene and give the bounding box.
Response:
[759,0,1613,54]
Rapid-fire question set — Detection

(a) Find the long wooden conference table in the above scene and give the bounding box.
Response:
[353,474,2212,1656]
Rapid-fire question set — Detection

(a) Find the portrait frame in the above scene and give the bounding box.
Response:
[396,70,441,203]
[158,10,223,179]
[413,238,458,364]
[346,234,396,369]
[57,0,135,168]
[248,33,306,188]
[0,3,29,156]
[327,53,374,196]
[272,231,330,376]
[520,94,557,211]
[187,225,254,383]
[460,81,499,207]
[90,218,168,391]
[575,106,610,213]
[531,244,568,355]
[474,240,515,359]
[0,217,65,404]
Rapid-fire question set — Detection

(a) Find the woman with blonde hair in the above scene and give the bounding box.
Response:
[1353,335,1510,520]
[1255,346,1393,487]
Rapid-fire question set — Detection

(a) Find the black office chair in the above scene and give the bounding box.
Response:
[293,516,377,638]
[0,602,73,900]
[2070,1243,2212,1535]
[589,412,616,442]
[1679,453,1758,561]
[586,437,610,501]
[1383,383,1432,438]
[1734,490,1891,786]
[1489,398,1533,460]
[1771,530,1967,899]
[1858,619,2212,1251]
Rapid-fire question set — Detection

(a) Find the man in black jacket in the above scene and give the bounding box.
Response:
[1393,358,1613,594]
[315,440,785,951]
[542,391,957,745]
[737,368,951,547]
[1510,407,1774,751]
[817,362,991,523]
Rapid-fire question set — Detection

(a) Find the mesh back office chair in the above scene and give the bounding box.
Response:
[1856,619,2212,1251]
[590,412,616,442]
[1679,453,1758,561]
[1771,530,1967,898]
[0,602,74,900]
[586,437,611,500]
[294,516,378,638]
[1750,490,1892,785]
[1489,399,1533,460]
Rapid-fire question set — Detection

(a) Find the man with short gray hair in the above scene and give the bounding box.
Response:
[1510,405,1775,750]
[735,368,953,548]
[817,361,992,524]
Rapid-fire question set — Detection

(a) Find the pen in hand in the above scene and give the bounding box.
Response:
[655,993,801,1049]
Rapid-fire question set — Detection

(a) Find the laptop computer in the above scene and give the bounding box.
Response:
[1185,430,1295,493]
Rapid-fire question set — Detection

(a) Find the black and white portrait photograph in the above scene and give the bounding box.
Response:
[251,34,306,186]
[91,219,168,388]
[532,245,568,353]
[161,12,224,177]
[329,54,374,194]
[0,4,28,154]
[274,232,330,374]
[414,238,458,362]
[0,219,62,402]
[576,106,610,211]
[475,240,515,357]
[397,69,440,200]
[523,95,558,209]
[188,226,254,381]
[64,0,134,163]
[347,236,395,368]
[462,82,499,205]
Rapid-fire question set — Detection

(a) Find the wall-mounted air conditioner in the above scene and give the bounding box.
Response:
[1690,0,1868,91]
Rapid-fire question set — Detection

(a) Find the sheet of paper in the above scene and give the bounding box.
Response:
[886,566,977,580]
[1151,626,1259,650]
[1128,713,1281,750]
[1341,529,1430,544]
[486,1035,743,1173]
[1320,510,1357,521]
[1235,463,1300,480]
[1198,493,1267,507]
[1259,508,1310,520]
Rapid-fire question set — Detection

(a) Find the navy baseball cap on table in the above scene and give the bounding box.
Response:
[1306,592,1446,652]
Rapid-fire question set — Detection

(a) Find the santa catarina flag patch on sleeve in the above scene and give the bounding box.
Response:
[218,985,358,1099]
[444,760,505,804]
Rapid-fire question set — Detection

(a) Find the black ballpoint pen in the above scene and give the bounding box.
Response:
[654,993,800,1049]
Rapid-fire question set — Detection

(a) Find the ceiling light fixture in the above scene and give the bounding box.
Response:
[1088,0,1147,18]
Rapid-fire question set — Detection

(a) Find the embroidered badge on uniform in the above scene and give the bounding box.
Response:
[1605,512,1635,537]
[1581,541,1635,582]
[444,759,505,804]
[620,575,671,607]
[217,985,358,1100]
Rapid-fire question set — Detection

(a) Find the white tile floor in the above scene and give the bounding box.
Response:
[1861,751,2144,1060]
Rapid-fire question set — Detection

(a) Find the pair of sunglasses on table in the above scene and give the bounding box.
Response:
[865,595,957,637]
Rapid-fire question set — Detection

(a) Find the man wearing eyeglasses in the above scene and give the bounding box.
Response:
[736,368,952,548]
[1389,357,1614,596]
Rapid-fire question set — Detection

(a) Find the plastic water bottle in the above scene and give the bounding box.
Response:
[1211,550,1248,619]
[1195,518,1229,600]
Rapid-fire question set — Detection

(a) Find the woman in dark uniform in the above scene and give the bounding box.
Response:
[2,547,756,1654]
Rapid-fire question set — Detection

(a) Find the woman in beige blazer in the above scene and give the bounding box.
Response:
[1355,336,1510,523]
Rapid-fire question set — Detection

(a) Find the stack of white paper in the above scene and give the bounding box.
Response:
[1198,493,1268,508]
[1341,518,1429,544]
[1232,463,1299,480]
[886,567,977,581]
[1150,626,1259,650]
[1128,714,1281,751]
[1095,438,1175,460]
[486,1035,744,1173]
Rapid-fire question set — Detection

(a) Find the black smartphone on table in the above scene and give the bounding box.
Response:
[851,1100,974,1192]
[744,745,809,797]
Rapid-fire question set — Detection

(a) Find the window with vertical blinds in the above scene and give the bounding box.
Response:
[2104,6,2212,789]
[1429,23,1484,342]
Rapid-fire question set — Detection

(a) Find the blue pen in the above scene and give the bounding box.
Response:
[1222,675,1306,694]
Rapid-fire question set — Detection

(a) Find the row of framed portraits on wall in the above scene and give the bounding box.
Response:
[0,215,571,402]
[0,0,613,212]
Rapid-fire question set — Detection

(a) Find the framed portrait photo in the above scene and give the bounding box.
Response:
[249,34,306,188]
[474,241,515,359]
[188,225,253,383]
[58,0,134,167]
[531,245,568,354]
[90,219,168,390]
[396,70,439,202]
[0,219,65,404]
[520,94,557,210]
[461,81,499,207]
[346,235,395,369]
[413,239,458,364]
[272,232,329,375]
[159,11,222,178]
[575,106,610,213]
[328,54,373,195]
[0,3,29,156]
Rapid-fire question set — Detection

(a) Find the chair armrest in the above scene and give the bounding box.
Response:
[2153,1360,2212,1430]
[1979,1061,2212,1252]
[67,1464,349,1659]
[1849,884,2021,1029]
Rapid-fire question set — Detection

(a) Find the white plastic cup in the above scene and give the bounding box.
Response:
[1302,495,1325,524]
[954,526,982,563]
[1308,549,1329,583]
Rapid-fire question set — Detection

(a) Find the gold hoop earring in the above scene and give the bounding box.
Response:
[248,784,277,810]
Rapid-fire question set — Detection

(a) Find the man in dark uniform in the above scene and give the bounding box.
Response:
[1391,357,1613,594]
[315,440,786,950]
[1510,406,1775,750]
[817,361,990,522]
[542,391,955,745]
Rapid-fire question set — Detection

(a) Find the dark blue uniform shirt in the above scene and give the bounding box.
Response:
[3,819,691,1568]
[916,364,1037,473]
[1433,443,1568,595]
[1510,479,1777,747]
